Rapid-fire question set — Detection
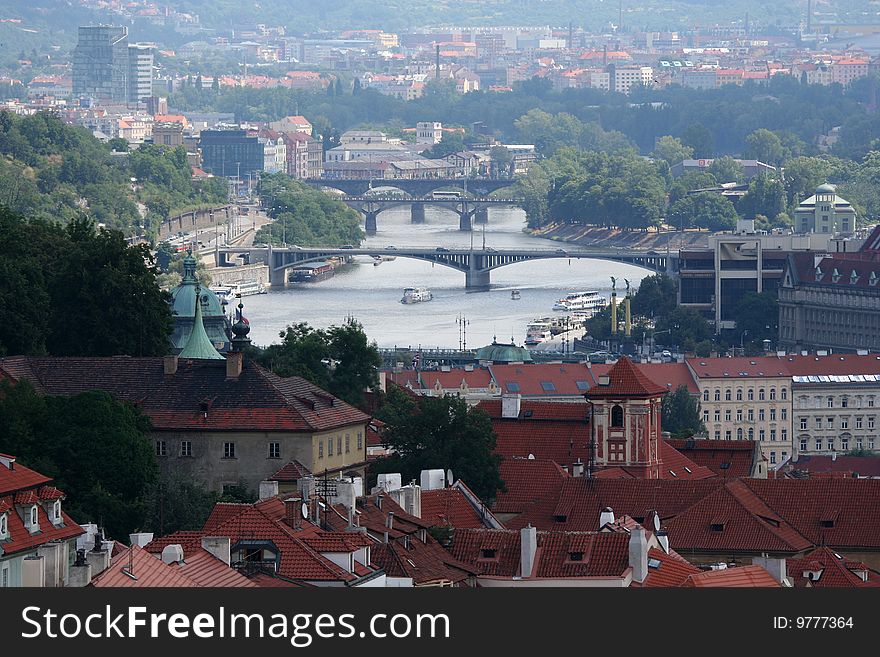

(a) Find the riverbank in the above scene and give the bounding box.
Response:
[526,223,710,250]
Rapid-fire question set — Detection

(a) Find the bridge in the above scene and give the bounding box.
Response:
[216,245,677,290]
[305,177,517,198]
[339,196,525,232]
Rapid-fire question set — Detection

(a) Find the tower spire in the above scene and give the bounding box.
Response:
[179,284,225,360]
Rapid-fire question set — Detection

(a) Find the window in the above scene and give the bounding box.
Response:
[815,417,822,429]
[345,434,350,454]
[1,564,7,588]
[715,431,721,440]
[725,430,732,440]
[770,389,776,400]
[747,389,754,401]
[337,436,342,454]
[725,390,732,401]
[869,398,876,408]
[870,417,876,430]
[268,442,281,459]
[747,409,754,422]
[715,389,721,401]
[800,439,808,452]
[703,410,710,423]
[828,438,835,451]
[703,390,710,402]
[357,431,363,451]
[30,506,38,527]
[223,442,236,459]
[736,409,743,422]
[737,428,743,440]
[780,409,786,421]
[759,389,765,401]
[842,437,849,451]
[842,397,849,408]
[480,549,497,559]
[180,441,192,457]
[328,438,334,456]
[770,451,777,464]
[759,409,765,422]
[736,389,743,401]
[725,410,732,422]
[760,429,766,441]
[0,514,6,538]
[857,438,864,450]
[540,381,556,392]
[857,417,863,429]
[155,440,167,457]
[841,418,849,430]
[715,410,721,422]
[827,396,834,408]
[816,439,823,451]
[770,429,777,442]
[611,405,624,428]
[871,439,876,450]
[800,417,808,430]
[827,417,835,429]
[781,388,787,400]
[506,382,520,393]
[748,428,754,440]
[569,551,584,562]
[781,429,787,442]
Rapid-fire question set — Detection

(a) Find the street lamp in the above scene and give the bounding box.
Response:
[740,329,750,355]
[650,328,672,356]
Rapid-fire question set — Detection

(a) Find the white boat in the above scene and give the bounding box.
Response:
[525,319,553,346]
[401,287,433,304]
[552,291,607,314]
[511,289,521,300]
[373,255,397,266]
[212,280,266,299]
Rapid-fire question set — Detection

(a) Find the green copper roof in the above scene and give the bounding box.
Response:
[474,341,533,363]
[179,286,225,360]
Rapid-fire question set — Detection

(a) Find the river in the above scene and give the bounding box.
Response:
[240,206,652,350]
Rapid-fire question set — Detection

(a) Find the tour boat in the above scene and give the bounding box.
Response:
[511,289,521,300]
[552,291,607,314]
[210,280,266,300]
[401,287,433,304]
[524,319,553,346]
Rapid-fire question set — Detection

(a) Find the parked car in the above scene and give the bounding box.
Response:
[436,247,450,252]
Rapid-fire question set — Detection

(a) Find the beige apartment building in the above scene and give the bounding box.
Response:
[687,357,793,467]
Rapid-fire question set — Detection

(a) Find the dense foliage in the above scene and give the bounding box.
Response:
[661,385,706,439]
[0,208,173,357]
[370,386,504,503]
[0,111,226,236]
[0,380,158,539]
[254,174,364,246]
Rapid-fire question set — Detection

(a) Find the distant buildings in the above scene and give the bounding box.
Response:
[793,183,857,235]
[199,128,264,178]
[73,26,154,104]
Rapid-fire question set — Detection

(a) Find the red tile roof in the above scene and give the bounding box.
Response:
[483,403,592,468]
[780,353,880,376]
[783,455,880,478]
[592,362,699,395]
[269,461,313,482]
[682,565,781,587]
[172,548,258,587]
[494,458,569,515]
[686,356,791,380]
[0,357,370,434]
[371,537,475,585]
[667,439,758,478]
[488,363,595,397]
[420,488,487,528]
[0,459,51,495]
[788,546,880,587]
[91,545,200,587]
[1,501,84,556]
[448,529,632,579]
[586,357,668,398]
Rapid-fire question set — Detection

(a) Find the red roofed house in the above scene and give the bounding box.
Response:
[0,354,372,494]
[666,438,767,478]
[787,546,880,587]
[0,454,85,587]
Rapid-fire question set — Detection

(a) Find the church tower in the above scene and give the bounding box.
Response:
[585,357,668,478]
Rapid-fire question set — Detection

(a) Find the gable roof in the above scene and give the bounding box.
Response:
[494,458,569,515]
[420,487,490,529]
[0,357,370,433]
[787,546,880,587]
[586,357,668,398]
[90,545,201,587]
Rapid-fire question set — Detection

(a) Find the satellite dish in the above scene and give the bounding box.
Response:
[527,453,535,460]
[301,503,309,519]
[653,513,661,532]
[446,469,454,485]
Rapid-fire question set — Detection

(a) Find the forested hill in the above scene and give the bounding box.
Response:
[0,111,227,237]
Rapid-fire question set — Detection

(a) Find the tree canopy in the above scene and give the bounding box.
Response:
[661,385,705,438]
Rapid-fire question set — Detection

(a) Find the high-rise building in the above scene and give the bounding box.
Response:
[73,26,153,103]
[128,43,155,103]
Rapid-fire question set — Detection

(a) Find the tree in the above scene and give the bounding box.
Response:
[654,306,713,352]
[782,156,834,207]
[708,156,745,184]
[371,388,504,503]
[631,274,677,318]
[0,380,158,539]
[735,291,779,347]
[142,471,220,536]
[681,123,714,157]
[352,77,362,95]
[737,173,785,220]
[661,385,705,438]
[422,131,466,159]
[651,135,693,166]
[667,192,738,231]
[745,128,785,166]
[489,145,513,178]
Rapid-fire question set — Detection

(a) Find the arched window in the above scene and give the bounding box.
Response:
[736,389,743,401]
[30,506,38,527]
[0,514,7,537]
[611,405,624,428]
[770,388,776,400]
[725,389,732,401]
[737,428,744,440]
[53,501,61,521]
[759,389,765,401]
[703,390,710,402]
[747,389,754,401]
[714,389,721,401]
[748,428,754,440]
[781,388,788,400]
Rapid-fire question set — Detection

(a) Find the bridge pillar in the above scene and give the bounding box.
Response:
[465,268,490,291]
[411,204,426,224]
[269,267,288,288]
[364,210,379,234]
[474,207,489,224]
[459,212,473,231]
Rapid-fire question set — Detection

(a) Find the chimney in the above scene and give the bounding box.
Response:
[383,531,389,544]
[599,507,615,529]
[520,524,537,578]
[386,511,394,530]
[501,393,522,418]
[161,544,185,565]
[572,459,584,477]
[629,527,648,584]
[226,351,244,379]
[259,480,279,501]
[163,354,179,375]
[754,556,788,586]
[68,550,92,587]
[400,483,422,518]
[656,530,670,554]
[378,370,387,393]
[335,479,358,514]
[284,497,303,529]
[201,537,231,566]
[129,532,154,548]
[86,542,111,576]
[21,555,45,587]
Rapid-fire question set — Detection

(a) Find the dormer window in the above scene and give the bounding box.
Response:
[568,551,584,562]
[851,270,859,284]
[831,268,841,283]
[0,513,7,539]
[29,505,39,532]
[815,266,823,281]
[480,549,497,559]
[871,272,878,287]
[53,501,62,523]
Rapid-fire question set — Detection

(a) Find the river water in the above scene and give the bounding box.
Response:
[241,207,652,349]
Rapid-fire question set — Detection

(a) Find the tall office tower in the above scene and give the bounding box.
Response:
[128,43,155,103]
[73,25,130,102]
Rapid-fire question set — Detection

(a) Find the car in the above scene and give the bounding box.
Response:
[436,247,450,252]
[386,245,397,250]
[339,244,355,249]
[484,247,497,252]
[555,248,567,255]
